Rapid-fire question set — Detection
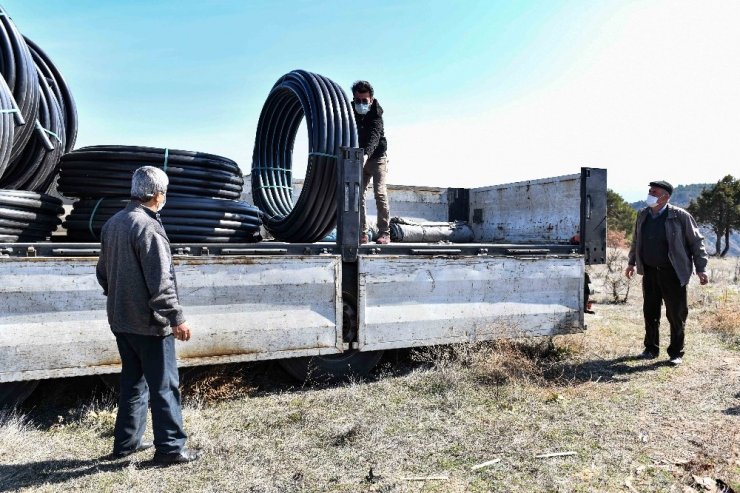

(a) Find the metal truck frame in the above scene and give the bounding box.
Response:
[0,148,606,406]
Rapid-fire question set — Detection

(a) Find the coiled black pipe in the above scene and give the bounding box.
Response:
[252,70,357,242]
[24,37,77,152]
[0,6,40,162]
[0,75,15,178]
[59,146,244,200]
[0,189,63,242]
[63,196,262,243]
[0,64,66,192]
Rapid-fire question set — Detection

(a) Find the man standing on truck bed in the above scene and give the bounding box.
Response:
[96,166,201,465]
[352,80,390,244]
[624,180,709,366]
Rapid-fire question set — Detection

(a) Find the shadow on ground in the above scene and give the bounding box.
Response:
[545,354,675,384]
[0,457,128,492]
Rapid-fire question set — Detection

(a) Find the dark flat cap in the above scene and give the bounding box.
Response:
[649,180,673,195]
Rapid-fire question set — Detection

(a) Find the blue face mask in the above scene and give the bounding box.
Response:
[354,102,370,115]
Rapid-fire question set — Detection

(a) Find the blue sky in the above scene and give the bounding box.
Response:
[5,0,740,201]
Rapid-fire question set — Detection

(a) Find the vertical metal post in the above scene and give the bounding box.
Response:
[580,167,608,265]
[337,147,363,262]
[447,188,470,222]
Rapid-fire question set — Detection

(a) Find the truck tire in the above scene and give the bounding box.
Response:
[279,291,384,382]
[0,381,38,410]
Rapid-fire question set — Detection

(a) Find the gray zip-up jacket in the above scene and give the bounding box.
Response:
[96,201,186,336]
[628,203,708,287]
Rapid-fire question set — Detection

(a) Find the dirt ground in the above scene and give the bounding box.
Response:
[1,256,738,492]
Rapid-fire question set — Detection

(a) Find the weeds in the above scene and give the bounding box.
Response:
[700,293,740,348]
[1,258,738,492]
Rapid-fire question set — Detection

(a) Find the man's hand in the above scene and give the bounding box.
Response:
[173,322,192,341]
[624,265,635,279]
[697,272,709,285]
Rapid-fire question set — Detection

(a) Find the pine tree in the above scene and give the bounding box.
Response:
[607,189,637,241]
[687,175,740,257]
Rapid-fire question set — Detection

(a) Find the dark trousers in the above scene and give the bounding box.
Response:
[642,266,688,358]
[113,332,187,455]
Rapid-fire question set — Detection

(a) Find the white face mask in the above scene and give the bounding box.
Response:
[157,195,166,212]
[645,194,659,207]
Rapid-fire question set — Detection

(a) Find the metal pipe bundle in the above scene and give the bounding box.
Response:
[251,70,357,242]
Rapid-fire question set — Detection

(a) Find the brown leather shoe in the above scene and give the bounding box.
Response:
[376,234,390,245]
[153,447,202,466]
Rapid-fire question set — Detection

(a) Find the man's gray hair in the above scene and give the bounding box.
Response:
[131,166,169,200]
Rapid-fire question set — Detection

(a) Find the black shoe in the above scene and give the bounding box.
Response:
[110,441,154,460]
[640,350,658,360]
[153,448,202,466]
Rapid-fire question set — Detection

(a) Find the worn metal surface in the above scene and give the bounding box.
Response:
[0,256,342,382]
[241,175,450,225]
[357,255,584,351]
[469,173,582,243]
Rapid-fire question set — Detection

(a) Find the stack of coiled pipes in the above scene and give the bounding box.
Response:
[0,6,77,241]
[0,190,63,242]
[251,70,357,242]
[59,145,262,243]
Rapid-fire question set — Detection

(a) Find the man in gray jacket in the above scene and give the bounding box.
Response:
[96,166,201,465]
[625,180,709,365]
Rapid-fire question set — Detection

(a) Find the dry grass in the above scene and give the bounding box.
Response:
[1,258,738,492]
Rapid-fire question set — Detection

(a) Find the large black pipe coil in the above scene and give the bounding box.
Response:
[0,62,66,192]
[63,196,262,243]
[0,8,76,195]
[0,75,16,178]
[0,7,40,162]
[0,189,63,242]
[24,36,77,152]
[252,70,357,242]
[59,146,244,200]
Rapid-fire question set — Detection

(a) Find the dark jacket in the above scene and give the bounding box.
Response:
[628,203,708,286]
[354,99,387,160]
[96,201,186,336]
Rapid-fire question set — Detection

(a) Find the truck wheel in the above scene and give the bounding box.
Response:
[279,292,384,383]
[0,381,39,410]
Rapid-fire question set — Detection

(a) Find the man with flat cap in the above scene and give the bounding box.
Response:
[624,180,709,365]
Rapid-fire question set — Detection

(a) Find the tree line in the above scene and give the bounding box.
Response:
[608,175,740,257]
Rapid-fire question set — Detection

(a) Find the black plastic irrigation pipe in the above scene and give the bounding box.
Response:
[0,9,77,194]
[24,36,77,153]
[251,70,357,243]
[0,189,63,242]
[0,62,66,192]
[0,6,40,163]
[59,146,245,200]
[0,75,15,179]
[63,196,262,243]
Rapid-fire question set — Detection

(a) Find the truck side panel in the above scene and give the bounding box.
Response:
[469,173,581,243]
[357,255,583,351]
[0,256,342,382]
